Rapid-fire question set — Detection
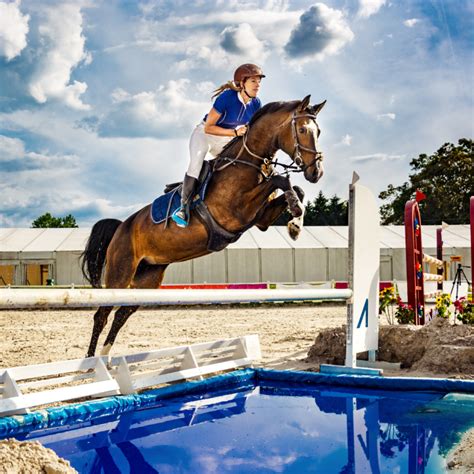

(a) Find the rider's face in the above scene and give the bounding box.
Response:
[243,76,261,97]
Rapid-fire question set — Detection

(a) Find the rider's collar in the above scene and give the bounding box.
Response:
[238,90,253,105]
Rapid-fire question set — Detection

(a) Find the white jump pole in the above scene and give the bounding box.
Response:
[321,173,381,375]
[0,288,352,309]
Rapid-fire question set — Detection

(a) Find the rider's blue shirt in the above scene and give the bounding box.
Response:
[203,89,261,129]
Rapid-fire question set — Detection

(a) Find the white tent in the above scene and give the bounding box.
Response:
[0,226,471,285]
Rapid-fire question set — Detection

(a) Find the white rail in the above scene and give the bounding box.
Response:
[0,335,260,417]
[423,253,444,268]
[423,273,444,282]
[0,288,352,309]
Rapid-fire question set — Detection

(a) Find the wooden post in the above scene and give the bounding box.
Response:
[405,200,425,325]
[436,228,443,292]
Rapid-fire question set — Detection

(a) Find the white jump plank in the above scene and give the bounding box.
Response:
[0,380,119,416]
[0,335,261,415]
[7,357,101,381]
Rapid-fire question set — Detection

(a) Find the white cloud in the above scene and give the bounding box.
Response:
[404,18,420,28]
[357,0,387,19]
[0,0,29,61]
[99,80,210,138]
[351,152,406,162]
[28,3,90,110]
[284,4,354,63]
[335,134,352,146]
[0,135,25,160]
[220,23,267,63]
[133,8,299,69]
[377,113,396,120]
[176,45,233,72]
[0,133,80,170]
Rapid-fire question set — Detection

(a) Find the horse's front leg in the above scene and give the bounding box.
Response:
[244,175,303,216]
[255,186,305,240]
[270,175,304,218]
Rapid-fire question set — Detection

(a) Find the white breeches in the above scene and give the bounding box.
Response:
[187,123,232,179]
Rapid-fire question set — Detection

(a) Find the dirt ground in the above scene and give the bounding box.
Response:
[0,303,473,472]
[0,303,348,370]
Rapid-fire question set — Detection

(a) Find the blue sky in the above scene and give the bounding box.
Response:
[0,0,472,227]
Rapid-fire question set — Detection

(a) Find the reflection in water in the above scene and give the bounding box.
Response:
[16,383,474,473]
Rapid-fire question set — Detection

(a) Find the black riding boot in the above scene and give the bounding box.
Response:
[171,174,198,228]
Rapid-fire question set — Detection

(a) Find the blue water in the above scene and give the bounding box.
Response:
[15,382,474,473]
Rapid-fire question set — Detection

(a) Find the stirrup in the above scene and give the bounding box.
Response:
[171,207,188,228]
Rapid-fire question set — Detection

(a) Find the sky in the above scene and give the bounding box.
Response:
[0,0,472,227]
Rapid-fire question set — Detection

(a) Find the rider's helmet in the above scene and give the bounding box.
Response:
[233,64,265,86]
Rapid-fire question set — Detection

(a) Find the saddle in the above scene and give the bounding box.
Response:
[155,161,242,252]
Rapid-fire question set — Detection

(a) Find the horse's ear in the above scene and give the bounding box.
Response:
[297,95,311,112]
[311,100,326,116]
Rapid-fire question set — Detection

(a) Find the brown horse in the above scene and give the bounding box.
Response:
[82,95,326,357]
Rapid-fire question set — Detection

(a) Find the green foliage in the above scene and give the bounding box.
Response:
[379,139,473,224]
[272,191,348,226]
[31,213,78,228]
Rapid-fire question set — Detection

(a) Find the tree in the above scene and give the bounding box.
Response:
[379,139,473,225]
[31,213,78,228]
[272,190,348,226]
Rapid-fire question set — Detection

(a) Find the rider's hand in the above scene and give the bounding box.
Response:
[235,125,247,137]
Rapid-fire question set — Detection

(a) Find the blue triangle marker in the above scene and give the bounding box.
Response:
[357,298,369,329]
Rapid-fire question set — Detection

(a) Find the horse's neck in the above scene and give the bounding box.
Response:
[245,122,277,162]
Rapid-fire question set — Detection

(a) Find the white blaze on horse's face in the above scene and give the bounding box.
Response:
[300,118,324,184]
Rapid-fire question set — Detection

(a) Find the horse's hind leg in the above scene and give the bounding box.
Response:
[87,306,113,357]
[100,262,168,357]
[85,246,137,357]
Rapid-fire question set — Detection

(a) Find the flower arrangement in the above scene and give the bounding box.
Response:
[395,297,415,324]
[435,293,451,319]
[379,286,398,324]
[379,285,416,324]
[453,297,474,325]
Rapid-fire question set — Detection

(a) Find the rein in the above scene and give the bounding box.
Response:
[215,111,323,178]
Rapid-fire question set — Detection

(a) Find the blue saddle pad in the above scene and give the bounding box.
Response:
[150,172,212,224]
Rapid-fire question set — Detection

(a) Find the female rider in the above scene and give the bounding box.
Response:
[171,63,265,227]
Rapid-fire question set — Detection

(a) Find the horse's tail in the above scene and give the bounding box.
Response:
[81,219,122,288]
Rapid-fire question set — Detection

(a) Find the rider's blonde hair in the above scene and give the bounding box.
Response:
[212,81,241,99]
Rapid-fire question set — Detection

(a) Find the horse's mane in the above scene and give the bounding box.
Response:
[216,100,299,158]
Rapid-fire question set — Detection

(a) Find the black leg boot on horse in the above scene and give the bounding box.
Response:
[171,174,199,228]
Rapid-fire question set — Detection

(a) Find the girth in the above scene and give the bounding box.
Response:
[194,201,243,252]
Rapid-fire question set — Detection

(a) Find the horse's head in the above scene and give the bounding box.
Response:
[277,95,326,183]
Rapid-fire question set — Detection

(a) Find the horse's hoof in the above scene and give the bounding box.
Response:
[288,220,301,241]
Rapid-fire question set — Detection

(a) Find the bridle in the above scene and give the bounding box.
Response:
[215,110,323,178]
[290,112,323,171]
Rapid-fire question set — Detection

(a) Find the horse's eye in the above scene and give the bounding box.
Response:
[299,127,305,133]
